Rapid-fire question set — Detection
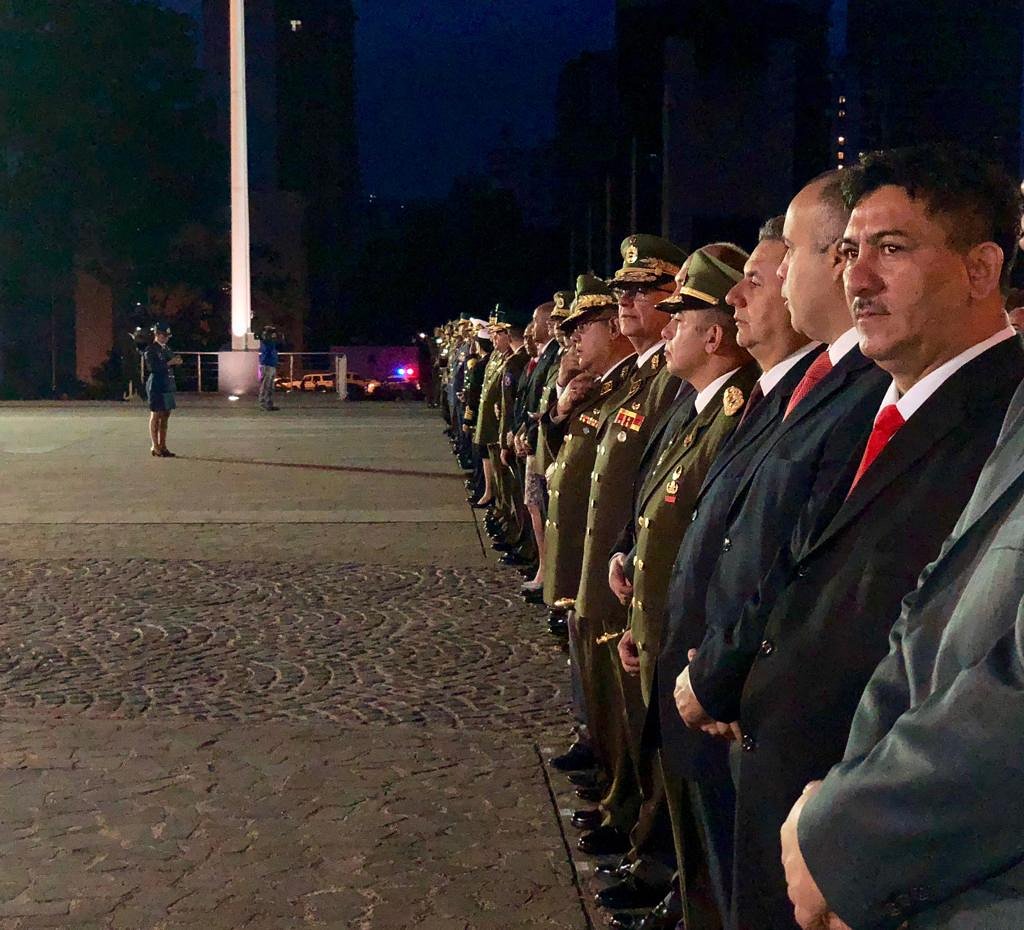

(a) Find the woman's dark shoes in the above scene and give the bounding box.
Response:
[150,449,161,457]
[159,449,176,458]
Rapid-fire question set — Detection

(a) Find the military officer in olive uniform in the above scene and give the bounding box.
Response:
[572,235,686,860]
[604,245,758,928]
[543,273,637,771]
[475,307,513,515]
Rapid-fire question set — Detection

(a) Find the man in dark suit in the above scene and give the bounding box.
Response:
[660,171,891,925]
[703,145,1024,930]
[781,165,1024,925]
[636,218,819,930]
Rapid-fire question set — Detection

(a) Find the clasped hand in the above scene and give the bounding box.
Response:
[780,782,851,930]
[674,653,741,741]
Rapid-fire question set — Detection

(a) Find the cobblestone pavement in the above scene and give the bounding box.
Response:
[0,560,586,929]
[0,561,565,732]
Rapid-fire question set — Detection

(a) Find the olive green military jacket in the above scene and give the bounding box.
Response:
[543,358,635,606]
[628,364,759,699]
[576,348,681,626]
[540,360,634,606]
[473,349,506,445]
[497,346,530,448]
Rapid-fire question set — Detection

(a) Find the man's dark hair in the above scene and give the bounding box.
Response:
[841,144,1023,289]
[508,324,524,339]
[758,215,786,243]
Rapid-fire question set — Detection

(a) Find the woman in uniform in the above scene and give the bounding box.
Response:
[145,322,182,457]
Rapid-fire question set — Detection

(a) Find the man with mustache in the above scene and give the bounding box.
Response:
[723,144,1024,930]
[782,146,1024,930]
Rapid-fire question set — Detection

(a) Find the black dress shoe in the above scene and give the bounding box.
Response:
[595,857,632,880]
[577,825,630,856]
[522,588,545,604]
[549,741,595,772]
[575,785,604,803]
[517,565,538,579]
[548,615,568,637]
[609,888,683,930]
[568,770,598,788]
[570,808,604,831]
[595,875,671,911]
[499,552,531,567]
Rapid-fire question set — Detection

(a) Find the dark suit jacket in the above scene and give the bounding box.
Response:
[676,348,889,729]
[520,339,561,452]
[730,336,1024,930]
[651,346,823,775]
[799,363,1024,930]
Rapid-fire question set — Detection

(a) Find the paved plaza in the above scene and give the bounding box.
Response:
[0,397,590,930]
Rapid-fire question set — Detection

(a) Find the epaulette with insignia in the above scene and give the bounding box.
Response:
[600,381,614,396]
[723,386,745,417]
[651,354,660,370]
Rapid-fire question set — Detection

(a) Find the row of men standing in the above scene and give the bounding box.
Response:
[437,142,1024,930]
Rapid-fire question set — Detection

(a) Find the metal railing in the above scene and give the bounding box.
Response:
[142,351,342,393]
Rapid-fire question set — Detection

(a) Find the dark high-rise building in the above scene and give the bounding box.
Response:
[201,0,360,346]
[615,0,833,250]
[844,0,1024,174]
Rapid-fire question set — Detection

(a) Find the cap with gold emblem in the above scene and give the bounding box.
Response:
[609,234,689,289]
[659,243,748,312]
[488,303,512,332]
[551,290,575,322]
[560,273,618,333]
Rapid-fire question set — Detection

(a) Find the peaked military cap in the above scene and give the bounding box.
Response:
[488,303,512,332]
[659,242,749,313]
[609,234,689,288]
[560,273,618,333]
[551,290,576,321]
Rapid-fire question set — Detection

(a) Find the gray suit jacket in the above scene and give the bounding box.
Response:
[799,373,1024,930]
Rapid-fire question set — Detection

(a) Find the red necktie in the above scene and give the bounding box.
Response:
[784,351,834,419]
[848,404,905,494]
[737,382,764,428]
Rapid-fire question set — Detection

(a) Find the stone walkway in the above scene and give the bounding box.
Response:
[0,401,589,930]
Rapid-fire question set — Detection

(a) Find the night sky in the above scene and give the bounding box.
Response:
[160,0,615,201]
[354,1,615,200]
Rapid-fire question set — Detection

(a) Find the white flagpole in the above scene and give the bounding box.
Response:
[229,0,252,349]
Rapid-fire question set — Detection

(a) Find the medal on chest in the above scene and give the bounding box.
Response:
[614,406,646,432]
[664,466,683,504]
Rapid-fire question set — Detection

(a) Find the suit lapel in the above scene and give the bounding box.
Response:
[813,339,1024,557]
[694,348,821,499]
[809,390,965,553]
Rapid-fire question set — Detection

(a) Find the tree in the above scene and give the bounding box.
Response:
[0,0,224,396]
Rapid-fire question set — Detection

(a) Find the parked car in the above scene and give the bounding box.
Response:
[300,372,336,392]
[275,374,303,391]
[375,374,423,401]
[346,371,380,399]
